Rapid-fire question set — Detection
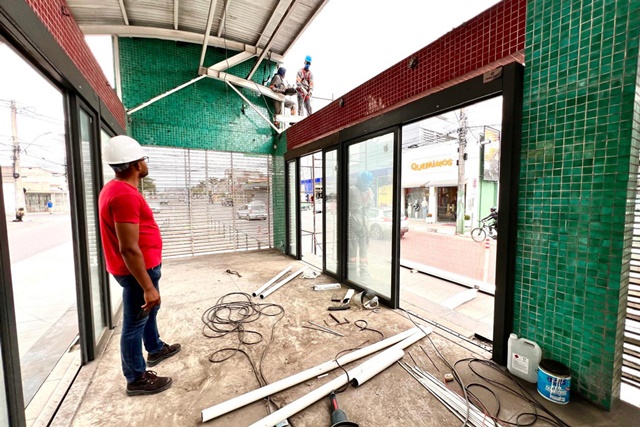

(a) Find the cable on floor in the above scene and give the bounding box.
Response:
[395,307,571,427]
[201,292,289,420]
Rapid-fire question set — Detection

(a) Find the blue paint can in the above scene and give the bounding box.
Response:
[537,359,571,404]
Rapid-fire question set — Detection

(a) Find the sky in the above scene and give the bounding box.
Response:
[0,0,501,169]
[279,0,501,110]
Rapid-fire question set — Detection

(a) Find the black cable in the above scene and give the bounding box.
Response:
[354,319,384,339]
[400,304,570,427]
[201,292,289,421]
[332,340,370,394]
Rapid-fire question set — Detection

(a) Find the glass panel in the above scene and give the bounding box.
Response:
[348,133,395,298]
[325,149,338,274]
[300,152,323,268]
[400,96,502,339]
[100,129,121,319]
[79,110,106,344]
[0,342,7,427]
[287,161,297,257]
[1,43,80,421]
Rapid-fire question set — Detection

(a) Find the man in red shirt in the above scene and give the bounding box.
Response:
[99,135,180,396]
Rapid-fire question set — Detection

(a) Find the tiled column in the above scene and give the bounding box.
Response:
[517,1,640,408]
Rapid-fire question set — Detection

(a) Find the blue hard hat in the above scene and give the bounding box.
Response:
[358,171,373,187]
[277,67,286,76]
[305,55,312,63]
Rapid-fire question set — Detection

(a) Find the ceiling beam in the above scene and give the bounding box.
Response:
[247,0,300,80]
[173,0,179,30]
[199,0,220,69]
[254,0,286,47]
[118,0,129,25]
[80,25,285,62]
[208,51,255,72]
[225,81,281,134]
[217,0,232,38]
[199,67,284,102]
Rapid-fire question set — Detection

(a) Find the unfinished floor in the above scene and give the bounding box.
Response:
[53,250,639,426]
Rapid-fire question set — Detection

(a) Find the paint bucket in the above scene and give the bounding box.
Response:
[537,359,571,404]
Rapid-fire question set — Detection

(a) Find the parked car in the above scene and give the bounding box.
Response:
[147,202,162,214]
[236,202,267,220]
[367,208,409,239]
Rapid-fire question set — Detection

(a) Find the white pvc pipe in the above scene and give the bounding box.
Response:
[201,326,426,422]
[350,348,405,387]
[252,266,293,297]
[247,327,430,427]
[259,268,305,299]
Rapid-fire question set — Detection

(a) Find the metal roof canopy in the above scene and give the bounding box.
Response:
[69,0,328,131]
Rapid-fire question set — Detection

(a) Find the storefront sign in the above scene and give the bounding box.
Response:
[411,159,453,171]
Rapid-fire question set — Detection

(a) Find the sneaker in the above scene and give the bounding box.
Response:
[147,343,181,367]
[126,371,172,396]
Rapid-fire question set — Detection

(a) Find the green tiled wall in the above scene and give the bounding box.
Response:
[119,38,288,252]
[119,38,278,153]
[518,0,640,408]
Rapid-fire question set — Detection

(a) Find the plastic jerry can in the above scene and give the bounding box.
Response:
[507,333,542,383]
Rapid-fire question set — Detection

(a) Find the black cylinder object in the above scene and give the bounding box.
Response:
[329,392,359,427]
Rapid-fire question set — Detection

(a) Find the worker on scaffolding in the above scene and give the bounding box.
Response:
[296,55,314,116]
[269,67,296,126]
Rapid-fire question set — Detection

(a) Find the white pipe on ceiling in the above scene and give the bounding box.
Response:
[199,0,220,69]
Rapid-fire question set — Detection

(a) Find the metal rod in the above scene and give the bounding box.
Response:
[308,322,344,337]
[225,81,281,134]
[127,75,206,114]
[301,325,342,337]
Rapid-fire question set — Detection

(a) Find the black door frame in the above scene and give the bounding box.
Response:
[284,63,523,364]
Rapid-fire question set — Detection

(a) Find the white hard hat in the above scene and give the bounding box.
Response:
[102,135,145,165]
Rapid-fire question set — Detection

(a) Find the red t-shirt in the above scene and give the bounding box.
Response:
[98,180,162,276]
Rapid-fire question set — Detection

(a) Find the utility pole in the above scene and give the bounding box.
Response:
[456,108,468,235]
[10,100,26,216]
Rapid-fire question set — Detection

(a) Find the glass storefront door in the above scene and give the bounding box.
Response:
[347,132,395,299]
[324,149,338,274]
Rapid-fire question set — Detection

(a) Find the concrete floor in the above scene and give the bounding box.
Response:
[56,250,640,426]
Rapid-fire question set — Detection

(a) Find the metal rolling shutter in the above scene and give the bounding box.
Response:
[626,179,640,390]
[143,147,273,258]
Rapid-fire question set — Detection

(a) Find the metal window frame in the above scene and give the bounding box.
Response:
[285,159,300,258]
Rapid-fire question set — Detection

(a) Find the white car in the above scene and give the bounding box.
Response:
[236,202,267,220]
[367,208,409,239]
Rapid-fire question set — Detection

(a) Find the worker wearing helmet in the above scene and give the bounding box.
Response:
[296,55,314,116]
[269,67,296,125]
[481,206,499,237]
[349,171,374,279]
[99,135,181,396]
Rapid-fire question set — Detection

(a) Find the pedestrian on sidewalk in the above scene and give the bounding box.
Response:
[46,199,53,214]
[421,196,428,219]
[99,135,181,396]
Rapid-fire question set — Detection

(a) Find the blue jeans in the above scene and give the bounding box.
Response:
[113,264,164,383]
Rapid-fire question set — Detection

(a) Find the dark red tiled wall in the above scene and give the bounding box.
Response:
[287,0,526,150]
[24,0,126,129]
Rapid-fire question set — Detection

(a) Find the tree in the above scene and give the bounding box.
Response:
[138,177,156,195]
